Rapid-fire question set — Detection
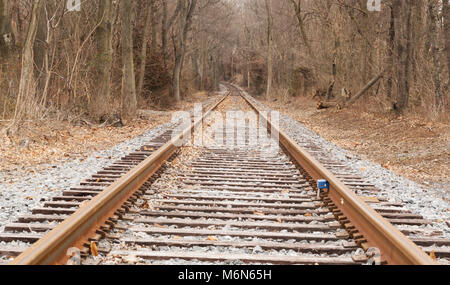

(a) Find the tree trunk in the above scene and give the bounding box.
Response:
[200,43,206,90]
[428,0,443,113]
[90,0,113,122]
[443,0,450,83]
[247,56,251,89]
[327,54,337,100]
[161,0,167,64]
[120,0,137,120]
[192,49,201,90]
[386,4,395,101]
[11,0,43,126]
[394,0,413,113]
[33,1,47,101]
[137,0,153,98]
[172,5,186,102]
[288,51,294,90]
[265,0,273,100]
[173,46,183,101]
[172,0,197,102]
[0,0,14,58]
[162,0,183,67]
[213,51,220,91]
[150,0,157,52]
[290,0,312,57]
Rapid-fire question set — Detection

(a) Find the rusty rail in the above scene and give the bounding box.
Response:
[10,94,228,265]
[233,84,435,265]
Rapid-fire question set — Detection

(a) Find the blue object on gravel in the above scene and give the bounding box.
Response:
[317,179,329,190]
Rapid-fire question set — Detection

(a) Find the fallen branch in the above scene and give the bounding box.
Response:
[345,72,384,106]
[315,71,385,110]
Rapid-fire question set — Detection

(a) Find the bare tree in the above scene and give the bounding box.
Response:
[428,0,443,113]
[10,0,43,129]
[172,0,197,102]
[386,2,395,102]
[289,0,312,57]
[137,0,153,98]
[443,0,450,84]
[121,0,137,120]
[394,0,413,113]
[265,0,273,100]
[162,0,182,66]
[90,0,113,122]
[0,0,14,58]
[161,0,168,63]
[150,0,157,51]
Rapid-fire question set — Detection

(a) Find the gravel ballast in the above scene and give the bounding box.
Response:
[0,122,174,232]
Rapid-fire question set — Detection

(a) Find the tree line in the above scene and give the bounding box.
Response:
[0,0,232,131]
[0,0,448,133]
[233,0,448,116]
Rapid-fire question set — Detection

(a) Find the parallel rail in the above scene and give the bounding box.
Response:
[9,85,436,265]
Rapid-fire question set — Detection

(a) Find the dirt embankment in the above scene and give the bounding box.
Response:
[262,96,450,194]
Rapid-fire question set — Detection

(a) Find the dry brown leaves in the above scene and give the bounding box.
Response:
[429,250,436,261]
[90,241,98,257]
[0,94,211,174]
[0,118,167,173]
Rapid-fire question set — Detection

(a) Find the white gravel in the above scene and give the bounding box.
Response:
[0,123,175,232]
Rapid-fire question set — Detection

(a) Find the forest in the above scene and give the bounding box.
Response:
[0,0,448,132]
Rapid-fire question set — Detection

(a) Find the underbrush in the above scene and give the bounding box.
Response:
[263,85,449,124]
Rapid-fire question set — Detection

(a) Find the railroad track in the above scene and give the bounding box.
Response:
[1,84,448,265]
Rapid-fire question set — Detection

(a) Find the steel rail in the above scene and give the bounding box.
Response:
[233,84,435,265]
[10,94,228,265]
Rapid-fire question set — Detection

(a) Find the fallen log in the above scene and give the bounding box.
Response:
[344,72,384,106]
[316,72,385,110]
